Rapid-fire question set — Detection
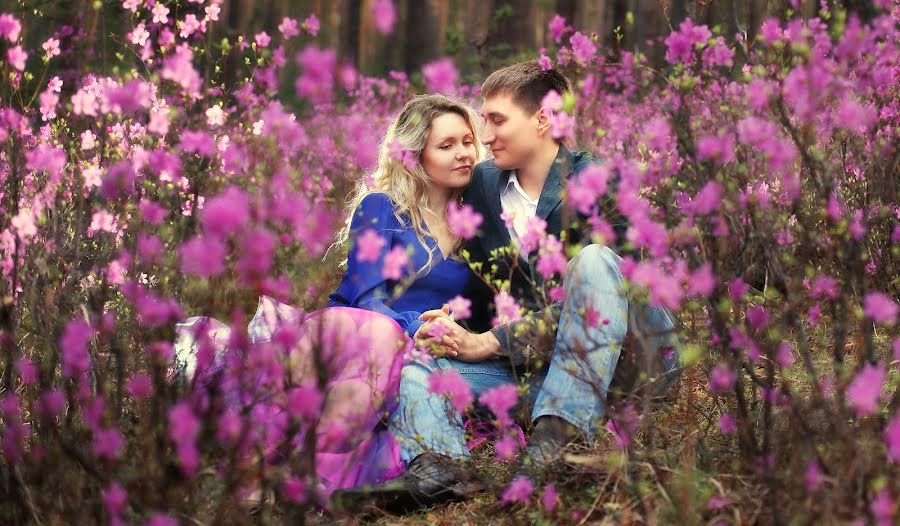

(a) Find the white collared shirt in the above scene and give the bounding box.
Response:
[499,171,539,250]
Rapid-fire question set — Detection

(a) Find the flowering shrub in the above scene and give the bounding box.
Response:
[0,1,897,524]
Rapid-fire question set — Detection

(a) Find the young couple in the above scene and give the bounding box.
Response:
[177,60,680,511]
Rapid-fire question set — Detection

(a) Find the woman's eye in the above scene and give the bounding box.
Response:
[439,145,452,150]
[463,141,474,146]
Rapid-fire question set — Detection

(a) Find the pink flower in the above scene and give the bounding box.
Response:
[200,186,251,238]
[60,319,95,379]
[372,0,397,35]
[494,433,520,462]
[538,53,552,70]
[810,275,839,300]
[501,475,533,505]
[6,45,26,71]
[702,36,734,68]
[178,130,216,157]
[0,13,22,42]
[719,413,737,434]
[422,57,459,95]
[728,278,749,302]
[871,490,896,526]
[139,199,167,225]
[606,403,641,449]
[179,13,202,39]
[776,343,795,368]
[426,322,452,339]
[696,133,736,165]
[447,295,471,320]
[847,363,886,415]
[863,292,897,325]
[235,228,277,278]
[569,31,596,66]
[279,17,299,39]
[427,369,473,413]
[835,99,877,134]
[548,14,567,43]
[381,245,409,280]
[179,236,227,278]
[42,37,60,58]
[479,384,518,426]
[302,14,320,36]
[805,461,824,492]
[102,482,127,517]
[255,31,271,48]
[885,414,900,462]
[541,483,559,513]
[493,291,522,325]
[16,358,38,385]
[355,229,387,263]
[687,263,716,297]
[708,365,737,394]
[161,45,202,96]
[25,143,66,183]
[151,3,169,24]
[37,391,64,425]
[295,45,336,103]
[447,202,483,239]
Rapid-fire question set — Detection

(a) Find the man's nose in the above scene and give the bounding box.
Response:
[480,127,494,145]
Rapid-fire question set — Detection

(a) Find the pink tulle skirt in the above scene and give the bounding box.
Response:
[174,296,409,502]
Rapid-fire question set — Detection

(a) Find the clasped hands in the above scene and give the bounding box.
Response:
[412,304,500,362]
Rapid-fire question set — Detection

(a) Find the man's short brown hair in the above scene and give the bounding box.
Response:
[481,60,572,114]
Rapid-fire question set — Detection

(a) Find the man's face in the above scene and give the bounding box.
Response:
[479,93,539,170]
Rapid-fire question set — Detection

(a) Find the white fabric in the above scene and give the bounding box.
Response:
[499,170,539,249]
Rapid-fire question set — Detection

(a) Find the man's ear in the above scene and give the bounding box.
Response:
[536,106,553,137]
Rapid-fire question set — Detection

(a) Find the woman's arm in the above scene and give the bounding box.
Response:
[328,193,426,339]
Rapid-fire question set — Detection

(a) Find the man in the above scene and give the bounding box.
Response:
[332,60,680,513]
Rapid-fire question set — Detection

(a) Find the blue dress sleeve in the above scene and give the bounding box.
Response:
[327,193,426,339]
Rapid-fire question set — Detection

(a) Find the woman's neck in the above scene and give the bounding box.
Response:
[424,187,452,221]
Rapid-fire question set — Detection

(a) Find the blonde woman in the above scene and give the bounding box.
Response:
[176,94,484,504]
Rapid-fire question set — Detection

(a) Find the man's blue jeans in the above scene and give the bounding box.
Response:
[388,244,680,463]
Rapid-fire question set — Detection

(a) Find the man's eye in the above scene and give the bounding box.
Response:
[493,119,504,125]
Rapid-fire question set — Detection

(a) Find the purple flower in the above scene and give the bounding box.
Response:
[278,17,299,39]
[847,363,886,415]
[708,365,737,394]
[862,292,897,325]
[286,385,324,421]
[494,433,520,462]
[540,483,559,513]
[103,482,127,517]
[422,57,459,95]
[746,306,769,330]
[427,369,473,413]
[126,373,152,399]
[805,461,824,492]
[0,13,22,42]
[569,31,597,66]
[870,490,896,526]
[687,263,716,297]
[60,319,95,379]
[501,475,533,505]
[38,390,65,421]
[235,228,277,278]
[200,186,251,238]
[93,427,124,460]
[548,14,567,43]
[283,476,307,504]
[719,413,737,434]
[145,513,178,526]
[179,235,227,278]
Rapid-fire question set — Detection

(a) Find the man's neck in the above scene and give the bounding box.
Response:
[515,142,560,200]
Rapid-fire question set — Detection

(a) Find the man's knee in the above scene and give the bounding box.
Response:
[567,243,623,278]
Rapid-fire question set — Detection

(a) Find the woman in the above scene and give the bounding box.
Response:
[174,94,484,503]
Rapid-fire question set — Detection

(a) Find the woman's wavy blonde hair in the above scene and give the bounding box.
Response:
[333,94,485,273]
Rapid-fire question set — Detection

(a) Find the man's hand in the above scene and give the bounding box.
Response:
[416,306,501,362]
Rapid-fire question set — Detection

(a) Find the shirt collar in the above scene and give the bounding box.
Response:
[502,171,539,206]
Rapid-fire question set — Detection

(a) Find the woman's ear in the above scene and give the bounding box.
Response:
[536,106,553,136]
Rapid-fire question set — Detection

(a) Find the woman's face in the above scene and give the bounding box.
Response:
[420,112,477,191]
